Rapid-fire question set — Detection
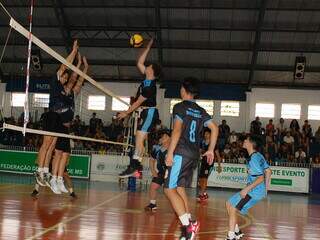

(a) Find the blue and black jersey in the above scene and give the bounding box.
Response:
[172,100,212,159]
[135,79,157,107]
[151,144,167,176]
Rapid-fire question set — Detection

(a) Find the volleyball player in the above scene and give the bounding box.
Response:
[225,135,271,240]
[34,40,79,186]
[118,38,161,178]
[164,77,218,240]
[145,129,170,211]
[197,128,221,202]
[49,55,88,194]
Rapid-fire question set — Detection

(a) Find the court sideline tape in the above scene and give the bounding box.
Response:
[26,191,127,240]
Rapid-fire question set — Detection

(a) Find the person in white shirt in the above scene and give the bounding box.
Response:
[228,131,238,144]
[283,131,294,154]
[295,147,306,163]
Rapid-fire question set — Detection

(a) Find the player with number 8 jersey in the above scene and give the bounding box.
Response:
[164,77,218,240]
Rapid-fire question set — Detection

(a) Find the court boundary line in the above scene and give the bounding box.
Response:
[25,191,127,240]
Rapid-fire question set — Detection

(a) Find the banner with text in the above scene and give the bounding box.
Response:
[91,154,198,187]
[0,150,90,179]
[208,163,309,193]
[90,154,152,182]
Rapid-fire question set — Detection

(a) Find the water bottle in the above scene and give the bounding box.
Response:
[127,177,136,192]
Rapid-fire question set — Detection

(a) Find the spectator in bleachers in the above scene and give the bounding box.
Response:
[290,119,300,132]
[266,119,275,135]
[73,139,84,150]
[295,147,306,163]
[276,118,287,139]
[89,112,102,135]
[228,131,238,144]
[105,117,124,142]
[218,120,230,149]
[265,131,277,162]
[302,120,312,138]
[283,131,294,154]
[250,116,262,135]
[222,143,232,161]
[315,126,320,144]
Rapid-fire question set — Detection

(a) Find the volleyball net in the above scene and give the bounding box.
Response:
[0,10,136,151]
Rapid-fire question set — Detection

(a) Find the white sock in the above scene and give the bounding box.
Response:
[187,213,192,221]
[69,187,73,193]
[228,231,236,238]
[43,167,49,173]
[57,176,63,181]
[179,213,190,226]
[37,167,43,173]
[235,224,239,233]
[52,175,57,181]
[150,200,156,205]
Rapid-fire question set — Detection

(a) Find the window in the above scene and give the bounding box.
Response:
[281,104,301,119]
[33,93,49,108]
[11,93,25,107]
[170,99,214,116]
[221,101,240,117]
[195,100,214,116]
[170,99,182,114]
[308,105,320,120]
[255,103,275,118]
[88,95,105,110]
[112,96,130,111]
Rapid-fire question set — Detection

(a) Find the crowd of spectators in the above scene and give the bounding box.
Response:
[1,110,320,164]
[217,117,320,164]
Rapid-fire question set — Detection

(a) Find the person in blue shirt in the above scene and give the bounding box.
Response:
[225,135,272,240]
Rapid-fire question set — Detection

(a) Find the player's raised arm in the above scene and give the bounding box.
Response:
[65,52,82,94]
[57,40,79,78]
[137,38,153,74]
[73,56,89,95]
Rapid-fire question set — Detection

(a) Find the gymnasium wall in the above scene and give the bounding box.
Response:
[1,81,320,132]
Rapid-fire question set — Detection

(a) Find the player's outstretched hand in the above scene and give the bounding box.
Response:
[165,153,173,167]
[203,150,214,165]
[117,112,128,120]
[73,40,79,51]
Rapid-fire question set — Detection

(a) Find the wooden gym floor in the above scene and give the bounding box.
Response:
[0,174,319,240]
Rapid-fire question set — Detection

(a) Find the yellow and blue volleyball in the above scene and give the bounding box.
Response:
[130,34,143,48]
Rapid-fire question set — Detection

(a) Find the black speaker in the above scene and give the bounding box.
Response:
[31,49,42,71]
[294,56,306,80]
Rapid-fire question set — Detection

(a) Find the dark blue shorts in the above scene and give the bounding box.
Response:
[164,154,194,189]
[137,108,159,133]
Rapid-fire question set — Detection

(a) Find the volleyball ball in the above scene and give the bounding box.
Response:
[130,34,143,48]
